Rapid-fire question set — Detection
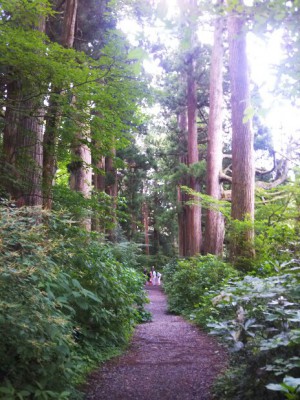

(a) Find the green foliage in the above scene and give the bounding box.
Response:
[163,255,238,315]
[0,204,148,398]
[0,0,150,175]
[227,217,256,271]
[253,183,300,273]
[0,0,53,28]
[266,376,300,400]
[53,183,116,233]
[182,186,231,218]
[206,263,300,400]
[163,252,300,400]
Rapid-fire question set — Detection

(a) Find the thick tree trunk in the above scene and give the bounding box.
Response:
[94,156,106,192]
[2,17,45,207]
[228,2,255,263]
[177,108,188,257]
[204,5,225,256]
[69,128,92,230]
[62,0,78,48]
[177,0,201,256]
[43,0,78,209]
[3,83,43,206]
[69,139,92,197]
[186,58,201,256]
[56,0,93,231]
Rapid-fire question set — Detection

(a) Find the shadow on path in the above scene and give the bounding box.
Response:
[85,286,227,400]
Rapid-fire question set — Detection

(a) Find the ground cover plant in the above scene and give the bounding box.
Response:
[163,256,300,400]
[208,263,300,400]
[0,204,148,399]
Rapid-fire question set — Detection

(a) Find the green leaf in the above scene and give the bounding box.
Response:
[127,47,147,61]
[283,376,300,389]
[266,383,288,392]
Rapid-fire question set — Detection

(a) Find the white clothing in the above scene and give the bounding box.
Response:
[152,271,157,285]
[157,272,161,285]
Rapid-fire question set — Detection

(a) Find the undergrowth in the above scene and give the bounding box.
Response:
[163,256,300,400]
[0,204,148,399]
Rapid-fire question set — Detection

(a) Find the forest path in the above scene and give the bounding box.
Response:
[85,286,227,400]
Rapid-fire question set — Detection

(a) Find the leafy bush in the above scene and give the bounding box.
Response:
[254,222,300,275]
[253,183,300,274]
[207,262,300,400]
[163,255,238,316]
[163,255,300,399]
[0,205,148,399]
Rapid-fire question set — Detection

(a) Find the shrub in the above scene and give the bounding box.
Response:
[207,262,300,400]
[0,205,147,399]
[163,255,238,316]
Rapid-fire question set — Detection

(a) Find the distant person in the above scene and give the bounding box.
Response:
[157,271,162,285]
[152,270,157,286]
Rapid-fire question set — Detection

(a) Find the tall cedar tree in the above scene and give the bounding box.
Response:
[182,0,201,256]
[177,104,189,256]
[3,16,46,206]
[228,0,255,262]
[204,2,225,256]
[43,0,78,209]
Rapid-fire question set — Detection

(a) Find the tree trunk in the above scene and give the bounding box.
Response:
[69,114,92,231]
[228,2,255,263]
[43,0,78,209]
[2,17,45,207]
[177,108,188,257]
[186,56,201,256]
[3,82,44,206]
[62,0,78,48]
[69,138,92,198]
[204,3,225,256]
[42,93,60,209]
[177,0,201,256]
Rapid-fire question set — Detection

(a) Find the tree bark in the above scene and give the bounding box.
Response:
[43,0,78,209]
[42,93,61,209]
[228,2,255,263]
[69,124,92,230]
[62,0,78,48]
[3,83,43,206]
[177,108,188,257]
[177,0,202,256]
[2,17,45,207]
[69,138,92,198]
[186,54,201,256]
[204,3,225,256]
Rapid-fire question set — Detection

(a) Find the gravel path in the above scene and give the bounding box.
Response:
[85,286,227,400]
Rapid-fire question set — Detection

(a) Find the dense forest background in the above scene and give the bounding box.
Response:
[0,0,300,399]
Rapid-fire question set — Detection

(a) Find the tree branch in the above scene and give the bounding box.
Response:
[219,172,232,183]
[256,159,289,190]
[255,151,276,176]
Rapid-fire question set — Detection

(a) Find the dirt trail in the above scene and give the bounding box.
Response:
[85,286,227,400]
